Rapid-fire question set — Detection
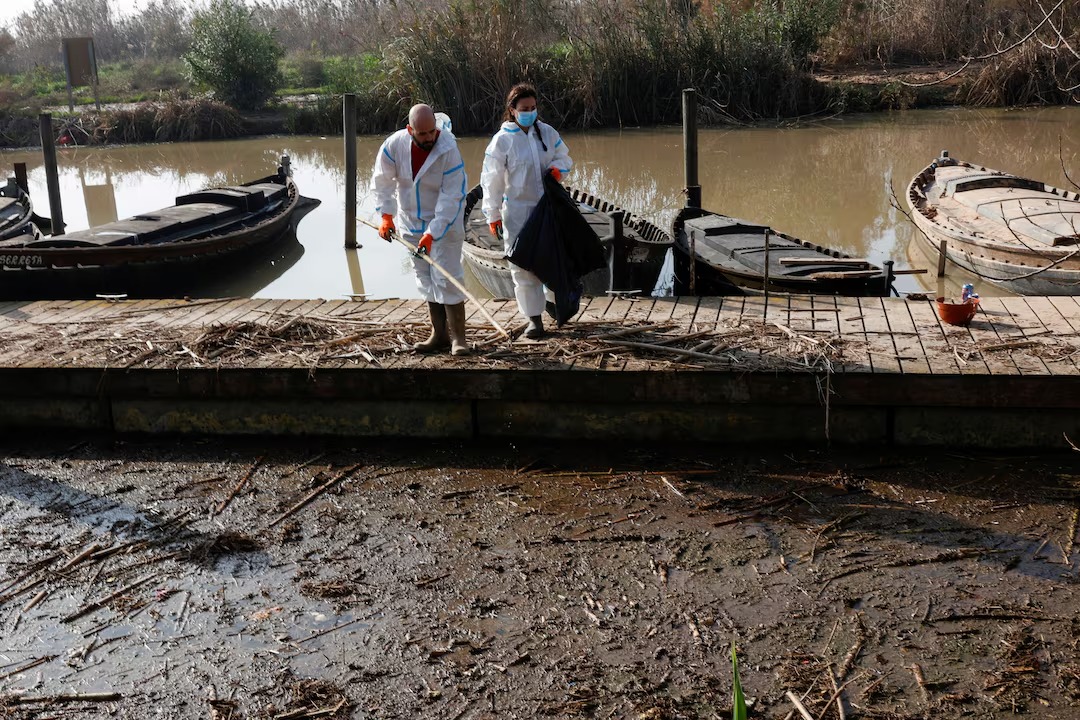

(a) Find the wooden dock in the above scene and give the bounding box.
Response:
[2,295,1079,447]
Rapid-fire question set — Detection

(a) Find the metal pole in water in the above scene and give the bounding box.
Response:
[682,88,700,209]
[344,93,358,249]
[883,260,895,296]
[39,113,65,235]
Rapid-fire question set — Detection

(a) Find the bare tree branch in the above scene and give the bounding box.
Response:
[902,0,1069,88]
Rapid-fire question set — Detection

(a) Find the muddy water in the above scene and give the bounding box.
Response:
[2,106,1078,299]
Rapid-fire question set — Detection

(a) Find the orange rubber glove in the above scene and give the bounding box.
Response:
[489,221,503,237]
[417,232,433,255]
[378,213,395,241]
[549,167,562,182]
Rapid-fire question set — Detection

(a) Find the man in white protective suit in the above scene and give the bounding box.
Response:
[480,83,573,339]
[371,104,469,356]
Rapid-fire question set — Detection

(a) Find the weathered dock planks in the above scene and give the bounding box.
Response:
[1,295,1079,446]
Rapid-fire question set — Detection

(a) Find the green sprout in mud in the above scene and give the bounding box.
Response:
[732,641,747,720]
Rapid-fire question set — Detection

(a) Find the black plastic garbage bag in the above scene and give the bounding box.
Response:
[507,173,606,326]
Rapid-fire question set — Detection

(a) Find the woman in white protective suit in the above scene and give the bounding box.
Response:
[371,104,470,356]
[480,83,572,339]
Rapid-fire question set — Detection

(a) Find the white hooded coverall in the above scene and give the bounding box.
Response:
[371,127,468,305]
[480,120,573,318]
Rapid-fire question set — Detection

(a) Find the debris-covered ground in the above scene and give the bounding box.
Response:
[5,300,1077,373]
[1,436,1078,719]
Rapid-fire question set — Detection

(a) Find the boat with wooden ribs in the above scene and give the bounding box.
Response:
[462,185,673,299]
[906,152,1080,295]
[0,157,305,299]
[0,178,36,241]
[672,207,893,296]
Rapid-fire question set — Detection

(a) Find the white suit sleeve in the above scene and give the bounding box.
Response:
[428,148,467,241]
[370,138,398,218]
[548,129,572,176]
[480,134,507,224]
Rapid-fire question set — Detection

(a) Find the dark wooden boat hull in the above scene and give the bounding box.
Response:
[0,171,303,300]
[673,207,890,297]
[462,185,672,300]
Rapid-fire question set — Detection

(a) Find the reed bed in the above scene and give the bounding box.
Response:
[106,98,240,143]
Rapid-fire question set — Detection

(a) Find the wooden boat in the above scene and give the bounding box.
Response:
[462,185,673,299]
[0,178,35,241]
[672,207,892,296]
[0,159,304,299]
[906,152,1080,295]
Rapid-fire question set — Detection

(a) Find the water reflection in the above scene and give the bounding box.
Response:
[2,106,1077,299]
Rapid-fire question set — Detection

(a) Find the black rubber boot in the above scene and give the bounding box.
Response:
[525,315,545,339]
[414,302,450,352]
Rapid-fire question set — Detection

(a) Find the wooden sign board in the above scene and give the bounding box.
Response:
[62,37,100,112]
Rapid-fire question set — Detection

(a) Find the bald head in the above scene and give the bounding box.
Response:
[409,104,435,127]
[408,104,439,151]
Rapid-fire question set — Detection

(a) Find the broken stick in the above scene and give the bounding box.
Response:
[214,456,265,515]
[268,463,363,527]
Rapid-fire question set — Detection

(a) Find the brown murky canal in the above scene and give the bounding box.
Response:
[2,107,1079,300]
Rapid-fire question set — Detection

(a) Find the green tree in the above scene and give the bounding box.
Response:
[184,0,284,110]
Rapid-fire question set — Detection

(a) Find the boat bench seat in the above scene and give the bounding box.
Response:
[947,175,1043,197]
[176,186,269,213]
[175,183,286,213]
[684,214,761,237]
[243,183,288,204]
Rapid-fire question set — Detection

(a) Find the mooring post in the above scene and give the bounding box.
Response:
[883,260,895,296]
[13,163,28,194]
[936,240,947,277]
[344,93,358,249]
[39,113,65,235]
[607,211,628,292]
[762,229,771,322]
[682,88,700,209]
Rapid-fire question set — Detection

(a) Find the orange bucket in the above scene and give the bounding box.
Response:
[936,296,979,326]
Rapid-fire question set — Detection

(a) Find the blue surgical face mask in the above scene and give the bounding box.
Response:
[515,109,537,127]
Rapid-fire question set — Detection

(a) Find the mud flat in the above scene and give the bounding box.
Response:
[1,436,1078,719]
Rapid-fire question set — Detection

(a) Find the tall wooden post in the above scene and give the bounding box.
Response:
[762,229,771,321]
[607,211,628,292]
[344,93,358,249]
[13,163,29,194]
[682,88,700,209]
[936,240,948,277]
[39,113,65,235]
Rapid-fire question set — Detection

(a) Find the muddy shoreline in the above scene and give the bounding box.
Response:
[1,435,1078,719]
